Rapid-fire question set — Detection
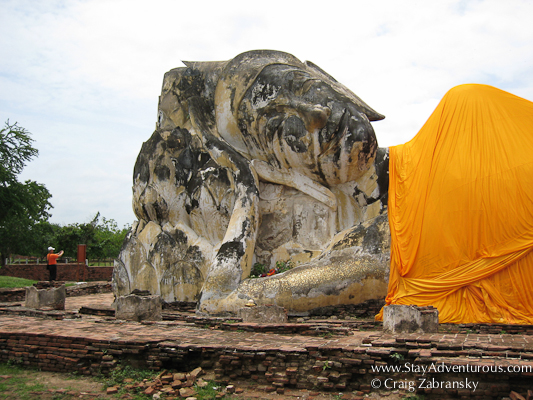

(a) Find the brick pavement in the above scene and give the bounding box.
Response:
[2,293,533,355]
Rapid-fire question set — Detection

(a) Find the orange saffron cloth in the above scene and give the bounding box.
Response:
[376,84,533,324]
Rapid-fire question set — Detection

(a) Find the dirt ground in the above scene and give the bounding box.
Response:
[0,368,410,400]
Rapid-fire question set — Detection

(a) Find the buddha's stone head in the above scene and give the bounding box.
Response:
[214,50,384,186]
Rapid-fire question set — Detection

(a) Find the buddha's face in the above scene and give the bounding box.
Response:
[238,64,378,186]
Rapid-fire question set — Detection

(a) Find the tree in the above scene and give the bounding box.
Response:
[53,213,129,261]
[92,215,130,260]
[0,120,53,263]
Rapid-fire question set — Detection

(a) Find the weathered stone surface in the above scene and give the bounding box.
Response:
[25,285,66,310]
[383,305,439,334]
[115,293,162,321]
[115,50,390,315]
[238,305,288,324]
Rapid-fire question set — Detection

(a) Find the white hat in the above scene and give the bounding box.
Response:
[48,246,55,251]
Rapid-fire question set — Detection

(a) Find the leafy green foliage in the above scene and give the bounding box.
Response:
[249,259,295,278]
[390,352,405,362]
[52,212,130,260]
[0,120,38,183]
[0,121,53,263]
[0,120,128,264]
[250,262,267,277]
[102,365,157,387]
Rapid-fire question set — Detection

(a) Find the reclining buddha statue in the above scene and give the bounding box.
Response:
[113,50,390,315]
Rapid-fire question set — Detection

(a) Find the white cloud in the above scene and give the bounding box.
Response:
[2,0,533,227]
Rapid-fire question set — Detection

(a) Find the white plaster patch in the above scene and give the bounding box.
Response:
[251,82,280,109]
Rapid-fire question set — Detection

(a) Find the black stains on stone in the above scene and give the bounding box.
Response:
[331,214,388,252]
[155,165,170,181]
[265,115,284,143]
[187,96,259,202]
[185,198,199,214]
[394,320,420,333]
[177,145,195,169]
[168,127,192,151]
[217,240,245,262]
[375,147,389,209]
[152,232,177,254]
[134,131,164,184]
[349,147,389,209]
[358,132,377,167]
[331,224,365,251]
[361,223,381,254]
[333,146,342,166]
[174,147,195,186]
[175,68,205,103]
[353,187,370,206]
[134,152,150,184]
[282,116,308,153]
[134,127,197,187]
[314,163,329,188]
[185,244,204,264]
[174,229,188,245]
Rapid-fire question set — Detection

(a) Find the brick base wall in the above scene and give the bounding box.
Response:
[0,263,113,282]
[0,331,532,399]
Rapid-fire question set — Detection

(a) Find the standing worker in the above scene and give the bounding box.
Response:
[46,246,64,282]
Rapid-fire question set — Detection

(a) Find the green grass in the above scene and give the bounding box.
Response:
[0,276,38,288]
[0,363,47,400]
[0,276,78,288]
[195,381,229,399]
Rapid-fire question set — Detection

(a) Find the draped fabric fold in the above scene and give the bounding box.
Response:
[377,84,533,324]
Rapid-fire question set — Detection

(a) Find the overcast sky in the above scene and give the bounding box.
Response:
[2,0,533,228]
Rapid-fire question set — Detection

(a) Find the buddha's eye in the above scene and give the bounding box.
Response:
[301,80,328,101]
[302,80,318,93]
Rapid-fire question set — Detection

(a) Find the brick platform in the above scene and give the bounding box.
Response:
[0,263,113,282]
[1,294,533,399]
